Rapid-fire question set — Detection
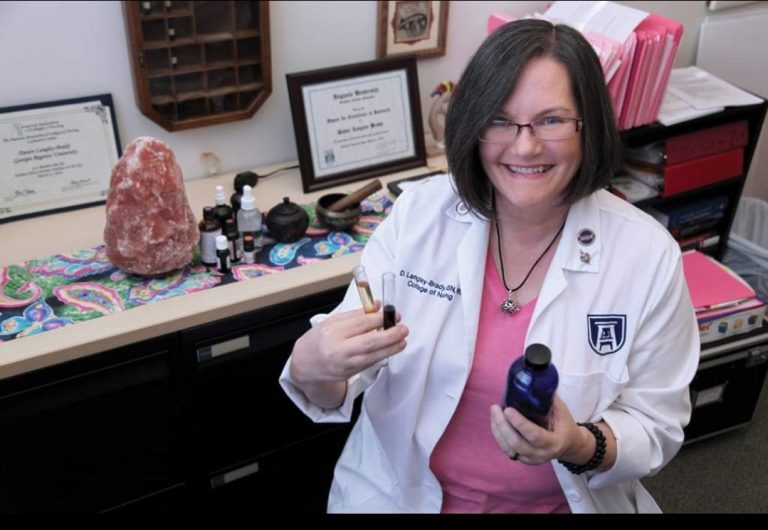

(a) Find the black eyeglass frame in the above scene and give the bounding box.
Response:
[479,117,584,143]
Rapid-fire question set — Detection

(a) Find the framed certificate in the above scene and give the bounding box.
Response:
[0,94,121,223]
[287,57,426,193]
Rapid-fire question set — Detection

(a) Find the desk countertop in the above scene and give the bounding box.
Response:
[0,158,447,379]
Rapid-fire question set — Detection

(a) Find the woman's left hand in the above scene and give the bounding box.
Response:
[490,395,587,464]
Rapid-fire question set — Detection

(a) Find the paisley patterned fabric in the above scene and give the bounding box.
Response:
[0,195,392,344]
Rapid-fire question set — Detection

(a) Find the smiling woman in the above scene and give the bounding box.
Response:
[478,57,583,224]
[280,18,700,514]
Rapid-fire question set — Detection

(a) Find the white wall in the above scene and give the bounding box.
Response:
[0,1,718,184]
[696,1,768,202]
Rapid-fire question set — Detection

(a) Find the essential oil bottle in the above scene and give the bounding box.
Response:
[223,218,241,263]
[213,185,234,227]
[215,234,230,274]
[236,185,263,252]
[504,343,559,428]
[242,234,256,264]
[199,206,221,267]
[231,171,259,215]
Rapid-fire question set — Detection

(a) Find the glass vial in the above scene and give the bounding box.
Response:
[352,265,376,314]
[382,272,396,330]
[140,1,151,15]
[504,343,559,428]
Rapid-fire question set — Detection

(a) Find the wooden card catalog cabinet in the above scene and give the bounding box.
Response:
[123,1,271,131]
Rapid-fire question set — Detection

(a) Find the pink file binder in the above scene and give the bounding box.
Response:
[640,13,684,125]
[682,250,755,312]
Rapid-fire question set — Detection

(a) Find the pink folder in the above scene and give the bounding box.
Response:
[682,250,755,312]
[488,12,514,34]
[619,27,651,129]
[641,13,684,124]
[608,32,637,123]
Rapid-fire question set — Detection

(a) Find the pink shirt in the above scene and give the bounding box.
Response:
[429,246,570,513]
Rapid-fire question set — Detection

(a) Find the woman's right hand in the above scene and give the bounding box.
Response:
[289,302,408,407]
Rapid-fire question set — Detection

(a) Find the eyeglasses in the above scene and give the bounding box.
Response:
[480,117,583,143]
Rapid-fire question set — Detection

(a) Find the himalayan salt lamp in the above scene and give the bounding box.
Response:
[104,137,199,276]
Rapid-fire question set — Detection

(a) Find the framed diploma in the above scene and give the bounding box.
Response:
[0,94,121,223]
[287,57,426,193]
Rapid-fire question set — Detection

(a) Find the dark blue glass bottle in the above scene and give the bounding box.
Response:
[504,343,559,428]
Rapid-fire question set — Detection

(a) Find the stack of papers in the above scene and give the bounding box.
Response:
[657,66,764,126]
[682,250,766,343]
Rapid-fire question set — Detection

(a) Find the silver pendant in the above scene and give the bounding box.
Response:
[501,294,521,314]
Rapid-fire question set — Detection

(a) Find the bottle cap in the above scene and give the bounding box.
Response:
[240,185,256,211]
[214,185,227,206]
[203,206,215,219]
[524,343,551,370]
[224,218,237,235]
[215,234,228,251]
[243,234,255,251]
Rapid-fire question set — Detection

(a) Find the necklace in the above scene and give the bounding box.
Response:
[495,217,566,314]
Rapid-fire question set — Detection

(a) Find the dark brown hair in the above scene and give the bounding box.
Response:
[444,19,622,218]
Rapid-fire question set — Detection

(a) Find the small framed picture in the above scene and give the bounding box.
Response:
[376,0,449,59]
[287,57,426,193]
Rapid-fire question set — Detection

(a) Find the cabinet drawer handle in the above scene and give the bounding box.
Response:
[196,334,250,362]
[210,461,260,489]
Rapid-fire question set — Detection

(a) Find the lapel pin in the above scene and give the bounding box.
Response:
[577,229,595,246]
[580,250,591,264]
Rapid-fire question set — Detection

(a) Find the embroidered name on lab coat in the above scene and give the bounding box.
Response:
[399,269,460,302]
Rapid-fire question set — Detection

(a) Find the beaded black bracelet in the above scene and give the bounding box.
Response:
[558,422,607,475]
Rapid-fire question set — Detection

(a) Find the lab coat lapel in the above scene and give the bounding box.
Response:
[529,194,602,329]
[453,207,490,368]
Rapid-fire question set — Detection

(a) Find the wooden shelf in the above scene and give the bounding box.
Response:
[124,0,271,132]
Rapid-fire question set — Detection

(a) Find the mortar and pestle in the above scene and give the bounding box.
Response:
[315,179,383,231]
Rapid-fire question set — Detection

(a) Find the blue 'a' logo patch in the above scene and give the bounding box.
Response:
[587,314,627,355]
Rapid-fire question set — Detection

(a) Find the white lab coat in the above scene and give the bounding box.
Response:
[280,175,700,513]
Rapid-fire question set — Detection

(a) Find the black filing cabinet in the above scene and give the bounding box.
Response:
[0,286,350,513]
[686,323,768,443]
[0,334,187,512]
[179,286,351,512]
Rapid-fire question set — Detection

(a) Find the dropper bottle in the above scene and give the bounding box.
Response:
[236,185,263,252]
[213,185,234,227]
[231,171,259,215]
